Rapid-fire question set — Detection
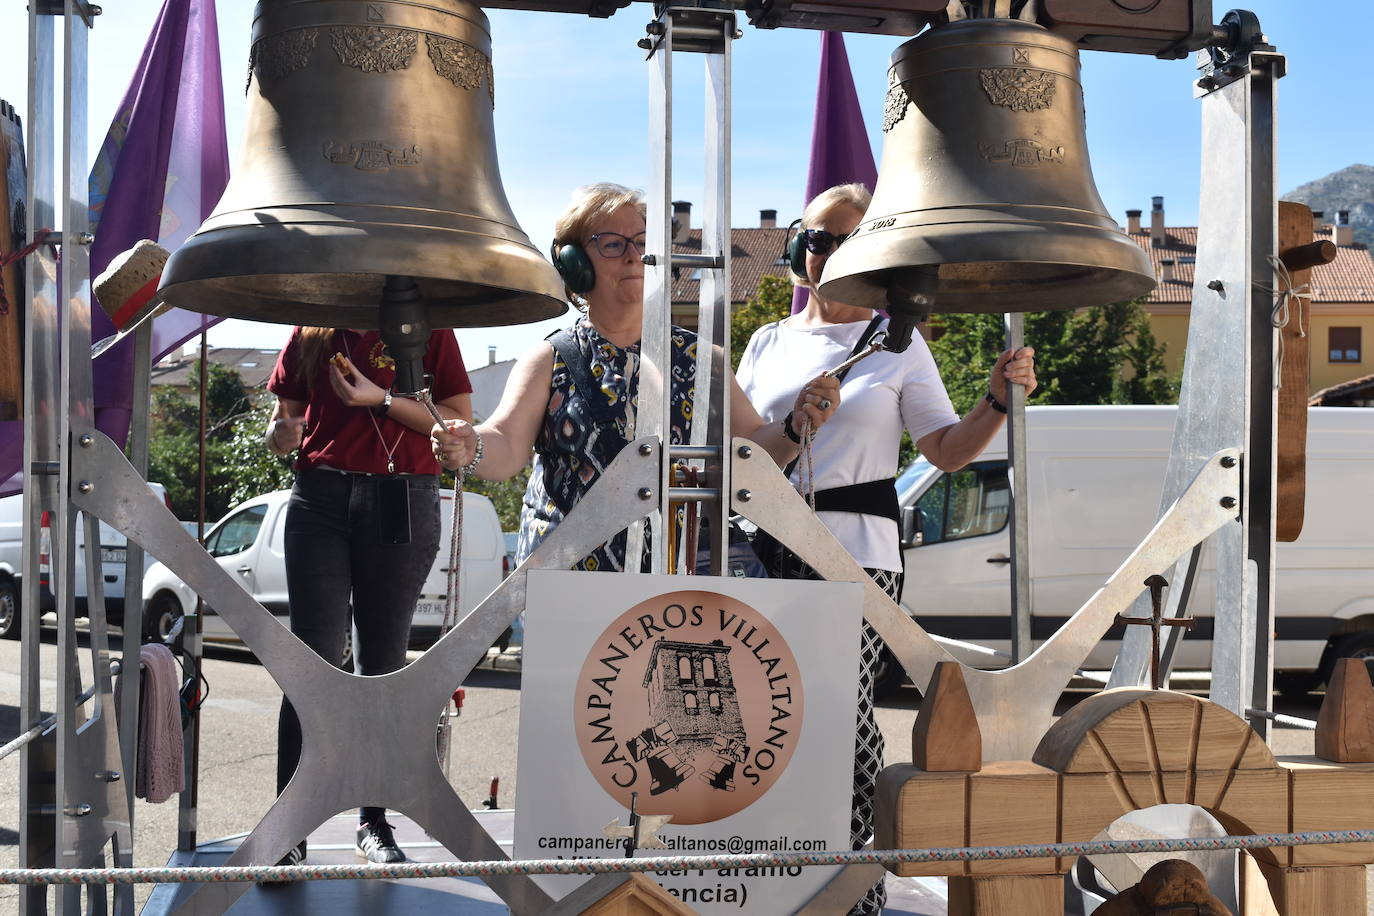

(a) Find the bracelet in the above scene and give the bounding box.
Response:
[984,390,1008,415]
[781,412,802,444]
[461,430,485,475]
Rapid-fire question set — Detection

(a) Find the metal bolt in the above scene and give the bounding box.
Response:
[77,481,93,494]
[1196,75,1217,90]
[736,489,752,502]
[646,21,665,35]
[1220,496,1238,509]
[736,445,752,459]
[637,487,653,501]
[1220,456,1237,468]
[65,803,92,818]
[76,231,95,246]
[638,443,653,456]
[1207,279,1224,292]
[78,434,92,448]
[641,254,656,266]
[636,38,653,50]
[733,29,743,39]
[96,770,121,783]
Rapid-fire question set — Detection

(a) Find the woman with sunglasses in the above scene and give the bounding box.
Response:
[429,182,839,573]
[736,182,1037,916]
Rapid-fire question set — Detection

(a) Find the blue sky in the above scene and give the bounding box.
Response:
[1,1,1370,363]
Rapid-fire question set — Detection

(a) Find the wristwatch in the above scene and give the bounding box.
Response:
[373,389,393,417]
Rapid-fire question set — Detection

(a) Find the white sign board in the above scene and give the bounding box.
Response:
[516,571,863,914]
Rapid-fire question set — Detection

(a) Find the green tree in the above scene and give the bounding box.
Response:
[730,274,794,370]
[453,466,530,532]
[927,299,1178,416]
[146,362,290,522]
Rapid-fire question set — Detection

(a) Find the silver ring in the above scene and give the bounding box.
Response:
[818,399,832,411]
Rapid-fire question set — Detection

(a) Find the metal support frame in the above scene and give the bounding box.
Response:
[1108,36,1285,741]
[1004,311,1031,663]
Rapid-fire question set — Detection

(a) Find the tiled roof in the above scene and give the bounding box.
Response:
[670,228,795,305]
[1129,227,1374,305]
[151,347,280,390]
[1309,371,1374,405]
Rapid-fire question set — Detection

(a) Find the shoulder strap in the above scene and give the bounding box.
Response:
[547,327,620,424]
[782,313,886,479]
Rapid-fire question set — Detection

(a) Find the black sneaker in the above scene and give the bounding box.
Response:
[356,820,406,864]
[258,841,306,887]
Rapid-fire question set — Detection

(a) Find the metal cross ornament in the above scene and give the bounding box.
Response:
[1115,575,1195,689]
[602,791,672,856]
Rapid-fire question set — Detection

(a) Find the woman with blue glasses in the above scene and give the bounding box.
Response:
[429,182,839,572]
[737,182,1037,916]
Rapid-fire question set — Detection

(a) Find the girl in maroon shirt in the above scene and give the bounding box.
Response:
[264,326,472,867]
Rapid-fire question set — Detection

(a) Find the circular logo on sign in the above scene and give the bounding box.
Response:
[573,590,804,825]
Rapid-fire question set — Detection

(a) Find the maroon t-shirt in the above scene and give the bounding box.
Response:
[267,328,471,475]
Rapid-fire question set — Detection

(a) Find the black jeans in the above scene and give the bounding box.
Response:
[276,468,441,825]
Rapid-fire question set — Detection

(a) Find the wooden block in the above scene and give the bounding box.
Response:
[1275,201,1313,542]
[912,661,981,772]
[576,873,699,915]
[874,763,966,877]
[967,761,1060,875]
[1251,860,1366,916]
[1060,772,1133,843]
[948,874,1063,916]
[1202,768,1290,867]
[1315,658,1374,763]
[1282,757,1374,866]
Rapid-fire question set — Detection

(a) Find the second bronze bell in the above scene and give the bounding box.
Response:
[158,0,566,329]
[819,17,1156,318]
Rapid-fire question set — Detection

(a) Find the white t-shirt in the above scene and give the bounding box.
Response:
[736,316,959,571]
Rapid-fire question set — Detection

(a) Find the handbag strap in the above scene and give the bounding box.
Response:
[547,327,622,424]
[783,313,886,479]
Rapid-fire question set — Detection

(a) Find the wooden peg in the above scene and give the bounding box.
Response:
[1315,658,1374,763]
[913,661,982,771]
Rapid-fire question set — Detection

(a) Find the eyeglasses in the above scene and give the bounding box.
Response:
[803,228,850,256]
[588,231,647,259]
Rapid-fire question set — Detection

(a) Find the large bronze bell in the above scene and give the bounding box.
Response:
[159,0,565,329]
[819,18,1155,321]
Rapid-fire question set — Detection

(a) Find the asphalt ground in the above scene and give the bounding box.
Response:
[1,627,1366,914]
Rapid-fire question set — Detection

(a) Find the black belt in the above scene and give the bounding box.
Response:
[811,477,899,524]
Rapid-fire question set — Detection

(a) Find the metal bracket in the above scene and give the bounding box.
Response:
[34,0,102,27]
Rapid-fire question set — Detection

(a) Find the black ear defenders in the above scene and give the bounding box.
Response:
[783,218,808,279]
[552,240,596,295]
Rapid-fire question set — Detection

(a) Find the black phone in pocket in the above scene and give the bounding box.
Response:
[378,477,412,545]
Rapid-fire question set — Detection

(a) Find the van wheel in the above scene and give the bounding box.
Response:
[1327,632,1374,683]
[1274,670,1321,701]
[0,579,19,640]
[340,629,354,671]
[873,645,906,699]
[143,593,183,644]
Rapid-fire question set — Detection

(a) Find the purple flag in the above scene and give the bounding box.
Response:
[792,32,878,314]
[0,0,229,496]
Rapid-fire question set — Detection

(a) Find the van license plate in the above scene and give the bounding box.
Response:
[415,598,445,618]
[101,548,126,564]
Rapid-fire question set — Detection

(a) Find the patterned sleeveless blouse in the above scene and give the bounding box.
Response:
[517,317,698,571]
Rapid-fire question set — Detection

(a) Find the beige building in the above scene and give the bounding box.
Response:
[1127,196,1374,398]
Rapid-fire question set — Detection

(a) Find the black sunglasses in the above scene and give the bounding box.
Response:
[803,228,850,256]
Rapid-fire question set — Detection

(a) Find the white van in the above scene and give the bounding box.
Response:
[140,488,504,654]
[0,483,170,638]
[895,405,1374,696]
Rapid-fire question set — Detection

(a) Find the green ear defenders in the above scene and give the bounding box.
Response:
[553,240,596,295]
[784,219,808,279]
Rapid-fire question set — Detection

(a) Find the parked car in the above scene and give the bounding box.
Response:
[0,483,170,638]
[140,488,505,654]
[891,405,1374,695]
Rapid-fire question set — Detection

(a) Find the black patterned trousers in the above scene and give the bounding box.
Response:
[767,550,901,916]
